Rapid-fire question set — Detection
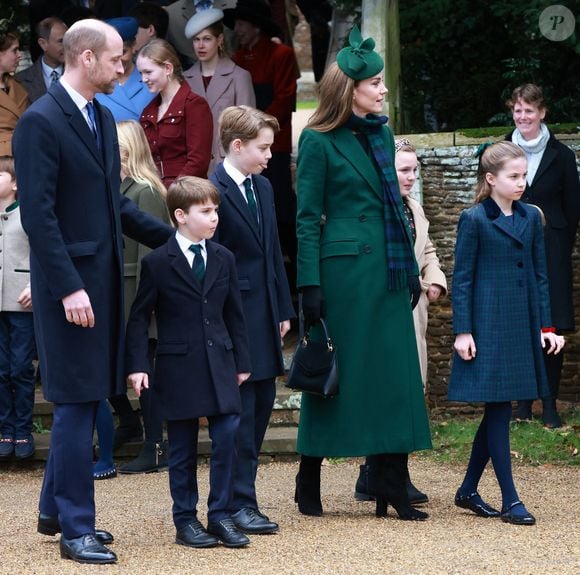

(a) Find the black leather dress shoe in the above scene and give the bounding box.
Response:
[207,518,250,548]
[232,508,279,534]
[60,534,117,564]
[176,520,219,548]
[501,501,536,525]
[38,513,114,544]
[454,490,500,518]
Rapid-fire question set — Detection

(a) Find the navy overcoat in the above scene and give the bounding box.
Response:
[13,83,171,404]
[448,198,552,402]
[210,163,295,381]
[125,236,251,420]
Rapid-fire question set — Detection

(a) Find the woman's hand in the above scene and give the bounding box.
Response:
[301,286,323,326]
[541,332,565,355]
[454,333,476,361]
[427,284,442,303]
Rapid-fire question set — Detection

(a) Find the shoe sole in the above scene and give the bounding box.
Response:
[38,524,59,536]
[60,550,117,564]
[176,537,219,549]
[234,525,279,535]
[354,491,375,502]
[118,465,169,475]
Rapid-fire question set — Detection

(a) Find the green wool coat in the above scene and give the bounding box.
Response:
[295,125,432,457]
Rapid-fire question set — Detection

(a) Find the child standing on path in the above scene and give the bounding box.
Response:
[0,156,35,460]
[448,142,564,526]
[210,105,294,535]
[125,176,252,549]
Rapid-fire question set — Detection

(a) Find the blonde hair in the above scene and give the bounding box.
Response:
[474,141,525,204]
[306,62,355,132]
[166,176,221,227]
[219,105,279,152]
[139,38,183,81]
[117,120,167,198]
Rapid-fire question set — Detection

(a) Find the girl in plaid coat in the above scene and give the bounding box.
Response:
[448,142,564,526]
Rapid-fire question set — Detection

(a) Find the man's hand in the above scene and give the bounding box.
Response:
[279,320,291,342]
[128,372,149,397]
[62,289,95,327]
[237,372,251,386]
[17,286,32,309]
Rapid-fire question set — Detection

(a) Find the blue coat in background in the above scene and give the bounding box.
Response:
[448,197,551,403]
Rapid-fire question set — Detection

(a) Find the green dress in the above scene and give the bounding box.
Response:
[295,126,432,457]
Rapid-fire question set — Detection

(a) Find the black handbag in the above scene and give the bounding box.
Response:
[285,318,339,398]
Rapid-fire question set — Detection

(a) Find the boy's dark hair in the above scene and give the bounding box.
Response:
[129,2,169,39]
[0,156,15,180]
[219,105,280,153]
[167,176,221,226]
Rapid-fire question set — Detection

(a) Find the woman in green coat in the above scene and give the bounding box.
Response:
[295,27,432,520]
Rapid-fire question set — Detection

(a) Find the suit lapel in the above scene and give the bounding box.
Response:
[204,59,235,108]
[330,127,383,201]
[168,235,202,295]
[530,141,557,187]
[203,241,224,294]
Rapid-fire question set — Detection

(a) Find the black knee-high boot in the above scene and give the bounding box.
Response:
[369,454,429,521]
[295,455,323,516]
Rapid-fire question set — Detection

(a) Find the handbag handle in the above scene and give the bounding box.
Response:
[302,318,334,352]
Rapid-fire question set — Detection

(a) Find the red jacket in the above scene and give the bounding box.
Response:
[140,81,213,184]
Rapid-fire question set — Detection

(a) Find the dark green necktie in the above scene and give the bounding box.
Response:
[243,178,258,223]
[188,244,205,282]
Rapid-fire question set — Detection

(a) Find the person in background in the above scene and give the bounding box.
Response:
[138,38,213,185]
[16,17,67,104]
[449,141,564,526]
[184,6,255,176]
[0,156,35,461]
[129,1,170,53]
[294,26,431,521]
[95,17,156,122]
[507,84,580,428]
[0,26,28,156]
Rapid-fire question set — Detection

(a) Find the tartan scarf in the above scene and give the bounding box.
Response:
[346,112,418,290]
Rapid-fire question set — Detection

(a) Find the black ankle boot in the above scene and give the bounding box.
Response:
[405,463,428,505]
[383,455,428,521]
[354,463,375,501]
[294,456,323,516]
[366,455,388,517]
[119,440,168,474]
[541,397,562,428]
[513,400,533,421]
[113,411,143,451]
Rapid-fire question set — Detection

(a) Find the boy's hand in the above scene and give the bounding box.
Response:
[128,372,149,397]
[62,289,94,327]
[237,372,251,386]
[279,320,291,341]
[541,332,565,355]
[17,286,32,309]
[454,333,476,361]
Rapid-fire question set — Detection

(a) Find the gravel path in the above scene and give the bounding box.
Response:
[0,459,578,574]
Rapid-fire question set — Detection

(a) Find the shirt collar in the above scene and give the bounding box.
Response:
[175,230,206,254]
[59,77,90,112]
[41,58,63,83]
[223,157,250,188]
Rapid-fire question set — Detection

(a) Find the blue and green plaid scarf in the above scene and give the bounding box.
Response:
[346,112,418,290]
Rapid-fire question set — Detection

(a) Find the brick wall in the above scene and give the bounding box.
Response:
[414,137,580,407]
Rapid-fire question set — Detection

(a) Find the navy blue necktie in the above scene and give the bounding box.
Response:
[243,178,258,223]
[86,101,101,150]
[188,244,205,282]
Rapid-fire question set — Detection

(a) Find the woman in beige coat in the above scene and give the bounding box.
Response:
[0,28,28,156]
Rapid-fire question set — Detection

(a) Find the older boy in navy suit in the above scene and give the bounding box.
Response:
[125,177,252,549]
[210,106,295,534]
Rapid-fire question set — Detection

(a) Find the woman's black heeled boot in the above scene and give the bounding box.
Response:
[383,454,429,521]
[295,455,323,516]
[366,455,388,517]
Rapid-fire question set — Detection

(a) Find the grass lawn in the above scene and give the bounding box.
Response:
[418,407,580,466]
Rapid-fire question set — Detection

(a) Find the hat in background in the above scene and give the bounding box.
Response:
[222,0,281,39]
[106,16,139,42]
[185,8,224,39]
[336,25,384,81]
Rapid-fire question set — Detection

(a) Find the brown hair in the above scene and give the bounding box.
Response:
[219,105,279,152]
[306,62,355,132]
[395,138,416,154]
[506,83,547,112]
[166,176,220,226]
[474,142,525,204]
[0,156,15,180]
[36,17,66,41]
[139,38,183,81]
[63,19,110,67]
[0,30,18,53]
[194,21,228,58]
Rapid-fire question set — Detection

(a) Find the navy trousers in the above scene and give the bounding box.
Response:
[231,377,276,511]
[39,401,98,538]
[167,413,239,528]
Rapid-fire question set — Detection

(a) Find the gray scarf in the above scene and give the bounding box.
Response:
[511,123,550,185]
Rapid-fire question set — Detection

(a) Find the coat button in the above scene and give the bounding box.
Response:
[517,262,523,268]
[203,298,208,304]
[2,215,7,220]
[362,245,372,254]
[204,318,210,325]
[359,214,367,222]
[207,339,213,347]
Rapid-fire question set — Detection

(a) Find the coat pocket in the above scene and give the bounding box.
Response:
[320,239,359,259]
[156,342,189,355]
[224,338,233,351]
[65,241,98,258]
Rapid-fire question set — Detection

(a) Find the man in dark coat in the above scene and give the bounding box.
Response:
[12,19,171,565]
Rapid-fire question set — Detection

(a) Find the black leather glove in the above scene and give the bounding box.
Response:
[408,275,421,310]
[301,286,324,326]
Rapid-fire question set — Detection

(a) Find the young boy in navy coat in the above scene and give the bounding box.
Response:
[125,176,252,549]
[210,106,295,534]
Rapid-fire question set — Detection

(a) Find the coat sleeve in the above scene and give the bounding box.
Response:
[120,194,173,250]
[531,210,552,328]
[451,209,479,334]
[125,255,158,375]
[180,94,213,178]
[296,129,327,288]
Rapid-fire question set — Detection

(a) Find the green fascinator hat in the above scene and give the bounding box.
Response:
[337,25,384,81]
